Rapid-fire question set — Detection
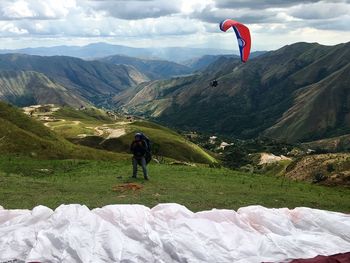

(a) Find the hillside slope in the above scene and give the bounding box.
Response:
[0,102,125,160]
[182,55,238,71]
[182,52,265,71]
[0,54,148,106]
[0,71,88,107]
[25,105,216,164]
[303,134,350,152]
[100,55,192,80]
[116,42,350,143]
[286,153,350,186]
[264,64,350,141]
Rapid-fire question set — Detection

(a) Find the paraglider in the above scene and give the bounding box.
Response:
[219,19,251,63]
[210,79,218,87]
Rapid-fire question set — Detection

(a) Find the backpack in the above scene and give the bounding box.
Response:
[140,133,152,164]
[140,133,151,152]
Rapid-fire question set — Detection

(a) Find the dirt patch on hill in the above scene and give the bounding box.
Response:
[107,128,126,139]
[259,153,291,165]
[93,126,126,138]
[286,153,350,186]
[112,183,143,192]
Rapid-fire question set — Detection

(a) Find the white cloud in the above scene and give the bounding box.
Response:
[0,0,348,50]
[0,0,77,20]
[88,0,181,20]
[2,0,34,19]
[289,2,350,20]
[0,22,28,35]
[181,0,214,14]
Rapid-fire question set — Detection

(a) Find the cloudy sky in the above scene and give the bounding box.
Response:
[0,0,349,51]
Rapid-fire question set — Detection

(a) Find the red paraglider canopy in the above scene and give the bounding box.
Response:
[219,19,251,62]
[289,252,350,262]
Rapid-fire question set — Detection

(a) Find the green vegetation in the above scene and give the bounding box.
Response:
[48,120,96,138]
[69,120,217,164]
[1,102,348,215]
[187,134,294,169]
[303,134,350,153]
[0,101,216,164]
[0,156,349,212]
[101,121,217,164]
[285,153,350,186]
[40,106,217,164]
[117,42,350,143]
[53,106,113,123]
[0,102,127,160]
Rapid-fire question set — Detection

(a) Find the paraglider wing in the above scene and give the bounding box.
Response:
[220,19,251,62]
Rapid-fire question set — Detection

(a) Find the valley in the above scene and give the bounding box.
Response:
[0,41,349,213]
[117,42,350,143]
[1,1,350,261]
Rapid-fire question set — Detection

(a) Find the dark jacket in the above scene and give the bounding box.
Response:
[130,140,147,158]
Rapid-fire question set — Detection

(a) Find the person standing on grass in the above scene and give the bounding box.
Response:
[130,133,149,180]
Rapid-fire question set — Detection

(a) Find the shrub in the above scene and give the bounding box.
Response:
[312,172,326,183]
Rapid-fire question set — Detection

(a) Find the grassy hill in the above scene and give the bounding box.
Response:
[96,121,217,164]
[0,157,349,212]
[115,42,350,143]
[0,102,126,160]
[1,102,349,213]
[28,105,216,164]
[285,153,350,186]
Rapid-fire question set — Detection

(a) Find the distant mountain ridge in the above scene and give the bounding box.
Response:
[100,55,192,80]
[115,42,350,143]
[183,51,266,71]
[0,42,234,63]
[183,55,238,71]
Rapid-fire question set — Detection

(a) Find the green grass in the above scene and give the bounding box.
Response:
[257,160,293,177]
[103,120,217,164]
[51,117,217,164]
[0,156,349,212]
[49,120,95,138]
[0,102,127,160]
[0,102,57,140]
[41,106,217,164]
[53,106,113,124]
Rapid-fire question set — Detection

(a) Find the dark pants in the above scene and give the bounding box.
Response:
[132,157,148,179]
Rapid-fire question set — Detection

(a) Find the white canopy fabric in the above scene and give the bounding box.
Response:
[0,204,349,263]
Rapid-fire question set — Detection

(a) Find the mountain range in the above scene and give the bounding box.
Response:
[183,51,267,72]
[100,55,193,80]
[0,53,148,107]
[0,52,247,108]
[0,70,87,107]
[0,42,233,63]
[115,42,350,143]
[0,42,349,143]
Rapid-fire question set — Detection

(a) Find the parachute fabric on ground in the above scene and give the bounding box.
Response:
[220,19,252,62]
[0,204,349,262]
